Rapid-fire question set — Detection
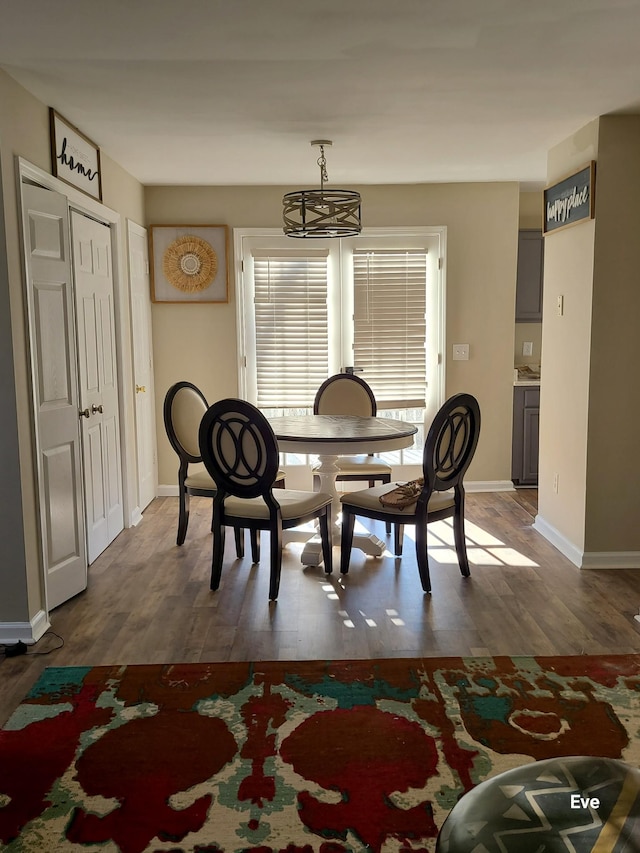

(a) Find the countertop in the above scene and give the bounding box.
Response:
[514,365,540,386]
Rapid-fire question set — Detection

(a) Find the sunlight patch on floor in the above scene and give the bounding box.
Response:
[399,518,539,568]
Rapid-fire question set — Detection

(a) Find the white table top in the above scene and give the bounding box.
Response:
[268,414,417,455]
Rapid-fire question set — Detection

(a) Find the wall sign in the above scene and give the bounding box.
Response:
[543,161,595,235]
[49,108,102,201]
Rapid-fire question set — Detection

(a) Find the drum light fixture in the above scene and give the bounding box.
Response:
[283,140,362,238]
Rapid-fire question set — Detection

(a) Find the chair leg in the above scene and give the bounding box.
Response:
[319,511,332,574]
[393,524,404,556]
[340,509,356,574]
[453,507,471,577]
[385,521,392,536]
[269,522,283,601]
[211,513,226,591]
[251,530,260,563]
[234,527,244,559]
[414,523,431,593]
[177,487,189,545]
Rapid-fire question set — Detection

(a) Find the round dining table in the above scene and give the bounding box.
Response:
[268,414,417,566]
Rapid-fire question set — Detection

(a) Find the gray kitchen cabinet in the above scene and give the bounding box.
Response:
[512,385,540,485]
[515,229,544,322]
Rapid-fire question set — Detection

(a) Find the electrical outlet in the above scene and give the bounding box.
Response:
[452,343,469,361]
[553,473,559,493]
[522,341,533,357]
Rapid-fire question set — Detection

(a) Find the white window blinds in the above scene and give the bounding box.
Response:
[353,249,427,408]
[252,249,329,408]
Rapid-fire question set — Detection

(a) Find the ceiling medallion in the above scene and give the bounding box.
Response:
[283,140,362,238]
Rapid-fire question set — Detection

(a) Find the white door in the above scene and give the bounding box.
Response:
[22,183,87,609]
[71,211,124,563]
[128,221,157,511]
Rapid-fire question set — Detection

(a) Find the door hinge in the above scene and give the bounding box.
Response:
[438,257,443,270]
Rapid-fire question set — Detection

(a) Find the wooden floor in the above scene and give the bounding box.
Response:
[3,490,640,724]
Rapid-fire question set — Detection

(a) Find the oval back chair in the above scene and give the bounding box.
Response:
[199,399,333,601]
[312,372,393,491]
[340,393,481,593]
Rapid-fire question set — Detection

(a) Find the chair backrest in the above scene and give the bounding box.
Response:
[422,393,480,494]
[164,381,209,464]
[199,399,280,500]
[314,373,377,416]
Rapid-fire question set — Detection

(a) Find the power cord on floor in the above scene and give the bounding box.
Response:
[0,630,64,663]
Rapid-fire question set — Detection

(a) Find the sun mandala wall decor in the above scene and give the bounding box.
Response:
[149,225,229,303]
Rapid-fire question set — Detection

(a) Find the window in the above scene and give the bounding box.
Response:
[236,228,445,469]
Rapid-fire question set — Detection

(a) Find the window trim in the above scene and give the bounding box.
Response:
[234,225,447,429]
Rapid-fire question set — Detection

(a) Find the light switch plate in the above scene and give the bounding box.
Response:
[452,343,469,361]
[522,341,533,356]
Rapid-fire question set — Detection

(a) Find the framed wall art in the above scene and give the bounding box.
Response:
[149,225,229,303]
[543,161,596,235]
[49,108,102,201]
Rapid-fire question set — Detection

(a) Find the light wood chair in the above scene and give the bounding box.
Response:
[199,398,333,601]
[340,393,481,593]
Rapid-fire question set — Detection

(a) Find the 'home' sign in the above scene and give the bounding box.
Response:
[544,161,595,235]
[49,108,102,201]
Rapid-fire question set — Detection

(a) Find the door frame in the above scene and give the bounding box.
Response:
[16,156,139,612]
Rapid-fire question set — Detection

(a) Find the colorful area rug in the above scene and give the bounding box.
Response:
[1,655,639,852]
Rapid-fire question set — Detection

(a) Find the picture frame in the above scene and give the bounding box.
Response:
[543,161,595,236]
[49,108,102,201]
[149,224,229,303]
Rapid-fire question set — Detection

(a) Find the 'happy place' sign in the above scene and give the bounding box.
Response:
[544,162,595,235]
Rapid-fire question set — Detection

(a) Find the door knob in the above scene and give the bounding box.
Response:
[136,384,146,393]
[79,408,90,419]
[91,404,104,414]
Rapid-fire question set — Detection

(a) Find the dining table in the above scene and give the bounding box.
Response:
[268,414,418,566]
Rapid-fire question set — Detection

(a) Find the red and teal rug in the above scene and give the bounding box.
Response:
[1,655,639,852]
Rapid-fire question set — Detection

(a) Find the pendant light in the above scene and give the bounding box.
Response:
[283,140,362,238]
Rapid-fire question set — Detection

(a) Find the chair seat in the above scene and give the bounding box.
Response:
[223,490,333,521]
[185,470,216,490]
[340,483,455,516]
[312,455,392,476]
[185,469,285,491]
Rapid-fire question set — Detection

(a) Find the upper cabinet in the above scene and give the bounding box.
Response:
[515,229,544,322]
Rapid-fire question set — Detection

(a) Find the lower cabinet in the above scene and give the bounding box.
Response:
[512,385,540,485]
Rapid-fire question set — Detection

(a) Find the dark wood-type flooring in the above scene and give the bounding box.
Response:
[3,490,640,724]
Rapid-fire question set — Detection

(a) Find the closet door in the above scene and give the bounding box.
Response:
[71,211,124,563]
[22,183,87,608]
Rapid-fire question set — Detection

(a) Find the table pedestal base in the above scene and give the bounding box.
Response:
[300,531,387,567]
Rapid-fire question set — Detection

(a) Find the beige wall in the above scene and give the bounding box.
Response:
[146,182,520,487]
[0,69,144,624]
[514,192,543,366]
[585,116,640,551]
[538,120,599,553]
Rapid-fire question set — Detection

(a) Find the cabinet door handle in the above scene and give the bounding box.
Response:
[136,384,146,393]
[91,404,104,414]
[79,408,90,419]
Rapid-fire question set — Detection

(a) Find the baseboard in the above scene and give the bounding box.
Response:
[533,515,640,570]
[466,480,516,493]
[532,514,583,566]
[130,506,144,526]
[0,609,50,646]
[158,485,179,497]
[581,551,640,570]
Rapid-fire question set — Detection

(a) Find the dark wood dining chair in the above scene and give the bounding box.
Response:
[199,398,333,601]
[163,381,284,550]
[340,393,481,593]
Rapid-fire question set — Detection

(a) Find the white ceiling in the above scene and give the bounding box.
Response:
[2,0,640,188]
